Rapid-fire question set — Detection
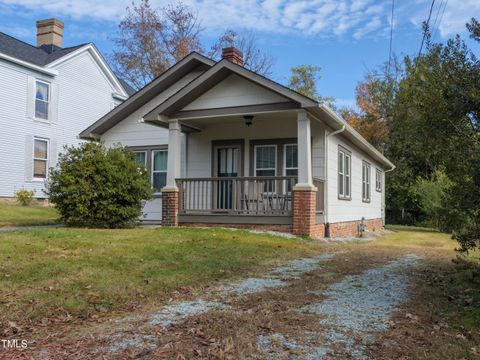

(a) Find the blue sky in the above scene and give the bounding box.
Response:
[1,0,479,108]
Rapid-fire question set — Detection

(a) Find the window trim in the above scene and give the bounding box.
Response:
[254,144,277,177]
[151,149,168,194]
[33,137,49,181]
[375,168,382,192]
[362,160,371,203]
[34,79,50,121]
[338,145,351,200]
[128,145,167,197]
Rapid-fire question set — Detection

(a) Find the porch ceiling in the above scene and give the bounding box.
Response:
[174,109,299,130]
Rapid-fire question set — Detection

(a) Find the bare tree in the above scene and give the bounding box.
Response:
[111,0,203,89]
[209,29,274,76]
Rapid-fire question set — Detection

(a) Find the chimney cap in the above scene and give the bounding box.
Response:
[36,18,64,28]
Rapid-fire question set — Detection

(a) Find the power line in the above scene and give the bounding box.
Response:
[418,0,436,56]
[431,0,443,33]
[432,0,448,42]
[387,0,395,75]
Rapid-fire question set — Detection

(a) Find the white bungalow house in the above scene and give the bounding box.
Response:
[0,18,133,201]
[80,48,394,238]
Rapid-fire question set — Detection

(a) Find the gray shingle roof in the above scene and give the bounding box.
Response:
[0,31,87,66]
[117,78,136,96]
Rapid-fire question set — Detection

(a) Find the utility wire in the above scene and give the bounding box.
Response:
[432,0,448,42]
[387,0,395,75]
[418,0,436,56]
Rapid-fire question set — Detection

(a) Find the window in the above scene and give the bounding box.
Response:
[133,151,147,167]
[284,144,298,176]
[376,168,382,192]
[255,145,276,177]
[284,144,298,192]
[255,145,276,192]
[152,150,167,192]
[33,138,48,179]
[338,147,351,199]
[35,80,49,120]
[362,161,371,202]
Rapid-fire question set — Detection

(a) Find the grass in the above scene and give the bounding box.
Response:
[0,227,319,323]
[0,203,59,227]
[363,225,480,359]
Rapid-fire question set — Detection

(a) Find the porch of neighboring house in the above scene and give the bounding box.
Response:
[158,108,327,238]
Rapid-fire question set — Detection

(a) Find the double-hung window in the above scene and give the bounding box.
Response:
[375,168,382,192]
[362,161,371,202]
[35,80,49,120]
[255,145,276,192]
[338,147,351,199]
[33,138,48,179]
[284,144,298,192]
[284,144,298,176]
[152,150,168,193]
[133,151,147,168]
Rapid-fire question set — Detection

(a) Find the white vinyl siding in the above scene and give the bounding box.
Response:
[376,168,382,192]
[338,147,351,200]
[362,161,371,203]
[33,137,48,179]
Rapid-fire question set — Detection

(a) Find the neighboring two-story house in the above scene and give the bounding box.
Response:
[0,18,133,201]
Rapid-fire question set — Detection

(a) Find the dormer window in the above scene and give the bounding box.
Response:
[35,80,49,120]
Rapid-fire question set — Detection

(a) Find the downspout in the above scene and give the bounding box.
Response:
[324,125,346,231]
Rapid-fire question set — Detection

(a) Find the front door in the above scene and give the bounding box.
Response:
[214,146,241,209]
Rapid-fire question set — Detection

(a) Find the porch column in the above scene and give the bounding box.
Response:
[164,119,181,190]
[295,110,314,188]
[292,110,321,238]
[161,119,181,227]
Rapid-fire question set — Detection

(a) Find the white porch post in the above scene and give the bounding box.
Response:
[295,110,314,189]
[164,119,181,191]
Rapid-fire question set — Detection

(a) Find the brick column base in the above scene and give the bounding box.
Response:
[292,188,319,237]
[161,189,179,227]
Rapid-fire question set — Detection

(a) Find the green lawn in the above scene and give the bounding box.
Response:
[0,203,59,227]
[0,227,319,323]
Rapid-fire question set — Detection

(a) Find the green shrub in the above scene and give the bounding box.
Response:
[15,189,36,206]
[45,142,153,228]
[412,170,453,231]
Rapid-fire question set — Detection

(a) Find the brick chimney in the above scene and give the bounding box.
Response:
[36,18,64,49]
[222,47,243,66]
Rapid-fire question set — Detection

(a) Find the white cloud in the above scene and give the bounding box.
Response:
[0,0,392,39]
[2,0,476,40]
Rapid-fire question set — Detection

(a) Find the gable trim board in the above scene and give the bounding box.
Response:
[45,44,127,98]
[143,59,317,123]
[79,52,215,139]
